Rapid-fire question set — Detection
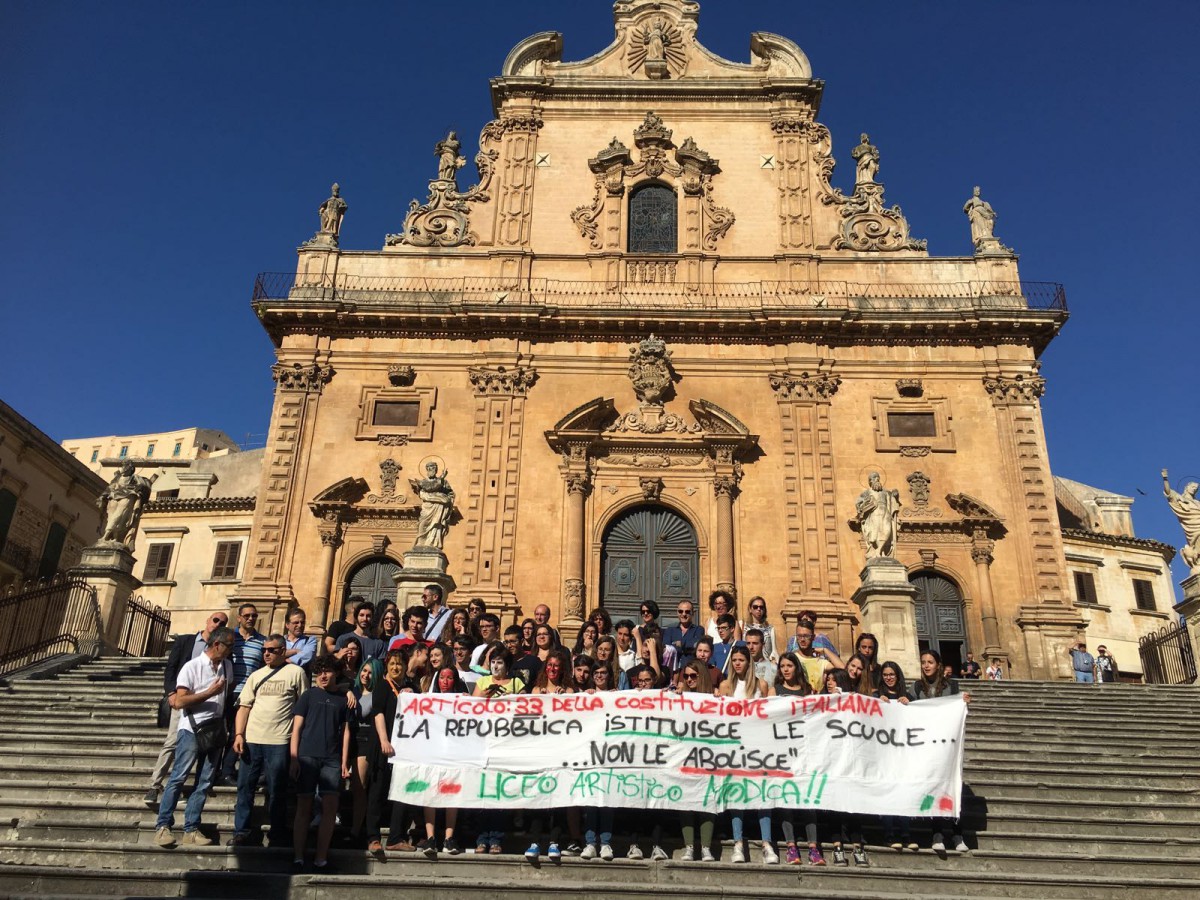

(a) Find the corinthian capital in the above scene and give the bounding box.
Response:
[982,374,1045,406]
[469,365,538,396]
[272,362,334,394]
[769,371,840,402]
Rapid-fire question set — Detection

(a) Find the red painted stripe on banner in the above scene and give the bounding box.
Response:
[678,767,792,778]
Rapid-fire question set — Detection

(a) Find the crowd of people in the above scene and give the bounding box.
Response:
[146,587,971,870]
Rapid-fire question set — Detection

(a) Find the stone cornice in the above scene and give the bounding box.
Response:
[1060,527,1176,563]
[144,496,256,514]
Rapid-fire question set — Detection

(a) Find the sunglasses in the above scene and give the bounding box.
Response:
[241,613,258,619]
[750,605,765,611]
[683,672,699,679]
[677,608,692,614]
[263,646,284,654]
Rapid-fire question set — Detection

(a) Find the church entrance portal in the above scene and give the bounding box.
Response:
[345,556,400,615]
[912,571,968,674]
[600,505,698,623]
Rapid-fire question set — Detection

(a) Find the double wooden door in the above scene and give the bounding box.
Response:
[600,506,698,622]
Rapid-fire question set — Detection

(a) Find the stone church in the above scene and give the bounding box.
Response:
[237,0,1083,680]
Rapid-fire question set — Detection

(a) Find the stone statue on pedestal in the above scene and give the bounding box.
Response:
[304,183,347,248]
[851,133,879,186]
[1163,468,1200,572]
[855,471,900,560]
[410,461,456,550]
[97,461,153,549]
[435,132,465,184]
[963,186,1010,254]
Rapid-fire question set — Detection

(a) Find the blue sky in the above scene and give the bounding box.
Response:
[2,1,1197,584]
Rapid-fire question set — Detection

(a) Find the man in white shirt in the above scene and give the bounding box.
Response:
[155,627,235,848]
[422,584,450,642]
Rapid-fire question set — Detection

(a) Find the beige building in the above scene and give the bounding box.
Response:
[0,399,106,588]
[1056,477,1177,681]
[62,427,239,476]
[130,449,263,634]
[234,1,1089,679]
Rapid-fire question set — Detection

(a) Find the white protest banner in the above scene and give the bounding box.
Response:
[388,690,966,816]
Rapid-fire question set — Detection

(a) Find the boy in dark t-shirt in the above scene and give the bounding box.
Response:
[290,656,351,871]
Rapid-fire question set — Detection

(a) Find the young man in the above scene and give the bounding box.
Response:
[710,614,742,674]
[228,633,308,847]
[145,611,229,808]
[422,584,450,642]
[388,605,431,652]
[325,596,364,655]
[1094,645,1119,683]
[961,653,982,680]
[155,626,235,848]
[336,601,385,662]
[745,628,776,684]
[693,636,724,688]
[470,613,502,666]
[787,609,839,656]
[291,656,352,871]
[1067,641,1096,683]
[793,620,840,691]
[662,600,704,670]
[614,619,638,673]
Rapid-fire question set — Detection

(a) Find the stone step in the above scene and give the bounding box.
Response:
[960,795,1200,823]
[961,778,1200,805]
[964,748,1200,769]
[972,811,1199,839]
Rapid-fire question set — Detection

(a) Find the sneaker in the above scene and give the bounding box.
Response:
[761,843,779,865]
[143,788,159,809]
[292,859,304,873]
[627,843,644,860]
[700,847,715,862]
[154,826,175,848]
[580,843,598,860]
[565,841,584,855]
[417,837,437,859]
[226,833,254,847]
[832,846,848,866]
[889,841,903,851]
[182,830,213,846]
[525,842,539,861]
[906,842,919,851]
[650,845,668,861]
[954,839,969,853]
[548,842,561,861]
[600,844,614,861]
[680,846,695,862]
[489,843,502,855]
[444,838,461,855]
[731,843,747,864]
[807,846,826,866]
[785,845,801,865]
[312,859,338,874]
[931,838,946,852]
[852,846,868,866]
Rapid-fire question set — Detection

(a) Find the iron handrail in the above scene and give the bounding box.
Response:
[0,575,103,677]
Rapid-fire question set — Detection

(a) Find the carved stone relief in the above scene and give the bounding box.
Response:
[768,371,841,402]
[983,374,1046,405]
[388,365,416,386]
[272,362,333,394]
[469,365,538,397]
[903,471,942,518]
[640,477,664,501]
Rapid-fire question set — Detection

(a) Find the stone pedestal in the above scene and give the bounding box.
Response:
[1176,573,1200,633]
[70,544,142,654]
[391,547,457,610]
[851,557,919,677]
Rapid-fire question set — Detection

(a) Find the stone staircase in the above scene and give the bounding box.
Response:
[0,658,1198,898]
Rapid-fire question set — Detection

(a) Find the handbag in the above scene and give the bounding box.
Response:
[185,659,233,754]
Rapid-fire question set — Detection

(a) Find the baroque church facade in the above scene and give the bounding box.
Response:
[237,0,1083,680]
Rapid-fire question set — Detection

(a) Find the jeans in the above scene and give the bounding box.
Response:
[584,808,614,846]
[156,728,219,833]
[1074,671,1095,683]
[731,810,772,843]
[233,742,290,838]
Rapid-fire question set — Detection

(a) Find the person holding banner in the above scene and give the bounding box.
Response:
[692,636,725,688]
[473,643,526,698]
[415,667,468,857]
[853,633,882,689]
[772,653,811,697]
[531,650,573,694]
[366,650,413,854]
[911,650,970,854]
[793,621,840,691]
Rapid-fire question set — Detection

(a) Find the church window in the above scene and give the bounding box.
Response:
[90,449,99,463]
[118,446,129,459]
[211,541,242,580]
[628,183,677,254]
[373,401,421,427]
[1132,578,1157,612]
[1073,571,1098,605]
[887,412,937,437]
[144,543,174,582]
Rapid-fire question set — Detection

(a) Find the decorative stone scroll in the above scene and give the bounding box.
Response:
[808,124,926,252]
[386,123,500,248]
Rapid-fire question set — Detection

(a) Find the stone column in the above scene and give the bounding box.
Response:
[313,513,343,630]
[971,532,1004,661]
[561,470,591,637]
[713,475,738,596]
[852,558,920,678]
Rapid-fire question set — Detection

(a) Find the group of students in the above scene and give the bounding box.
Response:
[151,589,970,870]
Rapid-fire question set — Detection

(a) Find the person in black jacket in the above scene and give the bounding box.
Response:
[143,611,229,808]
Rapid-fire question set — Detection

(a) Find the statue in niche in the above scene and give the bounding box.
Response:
[645,19,667,61]
[435,132,465,184]
[1163,469,1200,572]
[963,186,1008,251]
[97,461,153,549]
[410,461,456,550]
[855,471,900,560]
[851,133,879,186]
[318,183,347,239]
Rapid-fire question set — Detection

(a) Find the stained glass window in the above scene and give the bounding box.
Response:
[628,183,677,254]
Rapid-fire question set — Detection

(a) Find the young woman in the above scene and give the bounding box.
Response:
[348,658,383,847]
[874,661,915,850]
[853,632,881,689]
[822,667,853,695]
[772,652,811,697]
[716,646,776,864]
[634,599,661,646]
[415,666,468,857]
[590,660,618,692]
[473,643,525,698]
[570,655,595,692]
[744,597,779,662]
[677,659,714,694]
[376,607,400,643]
[774,653,821,865]
[531,650,573,694]
[589,607,614,637]
[572,622,600,658]
[367,649,413,853]
[448,607,472,641]
[845,654,875,696]
[519,618,536,655]
[910,650,971,854]
[676,658,717,862]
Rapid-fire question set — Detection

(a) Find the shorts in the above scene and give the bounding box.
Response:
[297,755,342,794]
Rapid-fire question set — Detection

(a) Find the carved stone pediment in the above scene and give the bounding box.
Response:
[945,493,1004,524]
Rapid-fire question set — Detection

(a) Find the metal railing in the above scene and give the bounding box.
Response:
[0,575,103,678]
[0,539,36,579]
[115,594,172,658]
[1138,621,1196,685]
[253,272,1067,314]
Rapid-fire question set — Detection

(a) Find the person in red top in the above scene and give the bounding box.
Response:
[387,605,431,651]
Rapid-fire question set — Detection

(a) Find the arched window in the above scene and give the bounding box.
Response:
[628,183,677,254]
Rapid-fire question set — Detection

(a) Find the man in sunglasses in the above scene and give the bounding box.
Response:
[228,634,309,847]
[662,600,704,671]
[144,611,230,808]
[221,604,266,783]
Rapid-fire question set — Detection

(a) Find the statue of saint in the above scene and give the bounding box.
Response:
[435,132,465,183]
[851,133,879,186]
[1163,469,1200,571]
[97,461,153,549]
[855,472,900,560]
[410,461,456,550]
[963,186,998,248]
[645,20,666,61]
[317,183,347,240]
